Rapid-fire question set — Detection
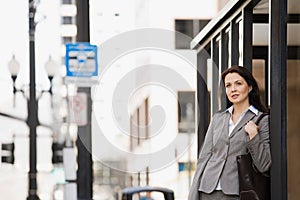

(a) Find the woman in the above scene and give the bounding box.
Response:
[188,66,271,200]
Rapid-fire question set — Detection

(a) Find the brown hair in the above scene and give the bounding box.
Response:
[221,66,268,113]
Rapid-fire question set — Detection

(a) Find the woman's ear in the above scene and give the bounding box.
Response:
[249,86,252,93]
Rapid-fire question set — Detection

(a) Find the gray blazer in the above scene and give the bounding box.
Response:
[188,110,271,199]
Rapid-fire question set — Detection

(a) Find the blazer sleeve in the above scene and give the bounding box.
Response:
[188,114,217,200]
[246,114,272,173]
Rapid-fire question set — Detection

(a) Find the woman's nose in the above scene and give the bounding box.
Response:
[231,85,236,91]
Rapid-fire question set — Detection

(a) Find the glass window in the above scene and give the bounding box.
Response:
[62,0,73,4]
[62,36,73,44]
[252,59,266,105]
[178,91,195,133]
[175,19,210,49]
[62,16,74,25]
[287,0,300,198]
[130,98,149,150]
[130,111,139,151]
[287,59,300,200]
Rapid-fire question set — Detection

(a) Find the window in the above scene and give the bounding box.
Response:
[62,36,73,44]
[175,19,210,49]
[62,16,74,25]
[62,0,73,4]
[130,98,149,150]
[178,91,195,133]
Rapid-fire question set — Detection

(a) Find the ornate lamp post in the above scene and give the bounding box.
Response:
[8,55,57,200]
[7,54,39,199]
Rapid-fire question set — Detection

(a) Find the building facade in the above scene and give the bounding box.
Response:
[90,0,223,199]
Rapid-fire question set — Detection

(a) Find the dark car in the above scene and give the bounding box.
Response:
[121,186,174,200]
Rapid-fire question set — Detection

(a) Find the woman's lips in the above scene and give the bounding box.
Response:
[231,94,239,99]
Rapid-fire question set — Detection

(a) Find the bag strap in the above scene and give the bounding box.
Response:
[248,113,270,176]
[255,113,268,125]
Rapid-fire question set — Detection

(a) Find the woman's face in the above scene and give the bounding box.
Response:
[224,72,252,106]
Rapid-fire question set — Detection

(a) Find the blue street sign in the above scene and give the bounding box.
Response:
[65,42,98,77]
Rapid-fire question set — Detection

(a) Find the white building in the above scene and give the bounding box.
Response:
[0,0,226,199]
[90,0,223,199]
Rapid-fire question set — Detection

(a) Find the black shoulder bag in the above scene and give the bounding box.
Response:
[236,113,270,200]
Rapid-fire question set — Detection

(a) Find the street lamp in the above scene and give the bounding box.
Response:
[7,55,57,200]
[44,56,58,96]
[8,55,21,107]
[44,56,58,110]
[7,55,57,104]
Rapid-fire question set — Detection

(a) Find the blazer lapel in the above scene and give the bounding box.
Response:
[213,111,231,145]
[229,111,256,138]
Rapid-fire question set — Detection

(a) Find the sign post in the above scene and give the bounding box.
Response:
[64,41,97,199]
[74,1,94,198]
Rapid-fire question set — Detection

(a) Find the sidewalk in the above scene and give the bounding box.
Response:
[0,164,56,200]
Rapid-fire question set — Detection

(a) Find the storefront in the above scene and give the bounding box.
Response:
[191,0,300,199]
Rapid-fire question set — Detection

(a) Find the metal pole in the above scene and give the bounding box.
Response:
[27,0,39,199]
[269,0,287,199]
[76,0,93,199]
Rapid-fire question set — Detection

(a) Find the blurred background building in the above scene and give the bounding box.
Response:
[1,0,299,200]
[0,0,224,199]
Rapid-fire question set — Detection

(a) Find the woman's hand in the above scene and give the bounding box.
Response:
[245,121,259,140]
